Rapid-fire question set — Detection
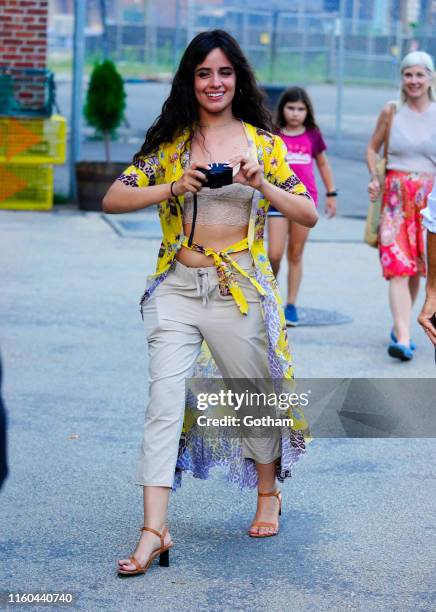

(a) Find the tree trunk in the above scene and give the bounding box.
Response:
[104,131,111,163]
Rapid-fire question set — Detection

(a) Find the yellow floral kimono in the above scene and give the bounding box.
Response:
[119,121,313,489]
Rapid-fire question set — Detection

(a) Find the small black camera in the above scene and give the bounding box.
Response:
[198,163,233,189]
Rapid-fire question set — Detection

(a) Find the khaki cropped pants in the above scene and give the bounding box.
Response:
[136,253,281,487]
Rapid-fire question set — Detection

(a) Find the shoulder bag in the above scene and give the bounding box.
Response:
[364,103,396,247]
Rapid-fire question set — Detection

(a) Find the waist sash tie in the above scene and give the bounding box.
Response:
[181,236,267,315]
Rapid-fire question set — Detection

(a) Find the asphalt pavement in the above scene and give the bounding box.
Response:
[0,202,435,611]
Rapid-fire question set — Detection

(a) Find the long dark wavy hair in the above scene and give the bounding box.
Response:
[275,86,319,132]
[134,30,272,161]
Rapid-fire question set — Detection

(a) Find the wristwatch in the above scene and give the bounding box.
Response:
[326,190,338,197]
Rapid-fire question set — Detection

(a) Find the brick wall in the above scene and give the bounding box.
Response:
[0,0,48,69]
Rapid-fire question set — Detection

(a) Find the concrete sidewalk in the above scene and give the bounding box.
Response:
[0,209,435,611]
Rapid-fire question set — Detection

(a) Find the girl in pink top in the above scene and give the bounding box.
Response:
[268,87,337,326]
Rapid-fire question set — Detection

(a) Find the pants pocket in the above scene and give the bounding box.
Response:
[142,297,160,341]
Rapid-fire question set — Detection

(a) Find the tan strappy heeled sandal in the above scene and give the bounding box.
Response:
[117,526,174,576]
[248,490,282,538]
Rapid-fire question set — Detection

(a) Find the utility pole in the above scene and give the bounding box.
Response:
[116,0,123,63]
[373,0,390,34]
[269,10,279,83]
[351,0,359,35]
[145,0,157,71]
[187,0,195,45]
[241,0,249,54]
[173,0,181,71]
[100,0,109,59]
[69,0,86,202]
[335,0,345,148]
[400,0,408,29]
[297,0,304,31]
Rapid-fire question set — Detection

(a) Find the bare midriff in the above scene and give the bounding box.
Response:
[176,224,249,267]
[177,119,252,266]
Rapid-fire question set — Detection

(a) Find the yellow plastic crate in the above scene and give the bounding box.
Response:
[0,164,53,210]
[0,114,66,164]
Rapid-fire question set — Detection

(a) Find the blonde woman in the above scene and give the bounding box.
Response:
[367,51,436,361]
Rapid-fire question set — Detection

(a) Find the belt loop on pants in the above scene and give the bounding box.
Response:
[196,269,210,307]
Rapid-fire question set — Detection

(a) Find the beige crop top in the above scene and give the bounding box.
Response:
[183,183,254,226]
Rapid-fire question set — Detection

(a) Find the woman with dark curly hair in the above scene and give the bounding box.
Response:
[103,30,317,576]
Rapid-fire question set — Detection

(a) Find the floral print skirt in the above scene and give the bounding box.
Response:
[379,169,434,279]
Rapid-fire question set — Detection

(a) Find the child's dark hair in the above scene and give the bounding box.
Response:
[275,86,319,132]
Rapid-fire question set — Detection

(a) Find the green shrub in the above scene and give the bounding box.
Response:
[84,60,126,162]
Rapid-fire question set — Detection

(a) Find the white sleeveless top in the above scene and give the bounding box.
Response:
[387,102,436,174]
[183,183,254,226]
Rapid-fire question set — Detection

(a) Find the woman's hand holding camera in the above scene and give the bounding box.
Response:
[172,156,266,195]
[172,163,207,196]
[228,154,265,190]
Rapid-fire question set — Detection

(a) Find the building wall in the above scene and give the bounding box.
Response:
[0,0,48,69]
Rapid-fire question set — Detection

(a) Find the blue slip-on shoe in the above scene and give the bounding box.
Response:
[388,341,414,361]
[390,329,416,351]
[285,304,299,327]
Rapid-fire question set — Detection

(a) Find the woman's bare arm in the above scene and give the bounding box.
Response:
[260,181,318,227]
[366,104,390,176]
[316,152,335,191]
[102,181,172,214]
[102,163,209,214]
[366,104,392,201]
[316,152,337,218]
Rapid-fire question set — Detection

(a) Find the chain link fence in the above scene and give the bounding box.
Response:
[49,3,436,86]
